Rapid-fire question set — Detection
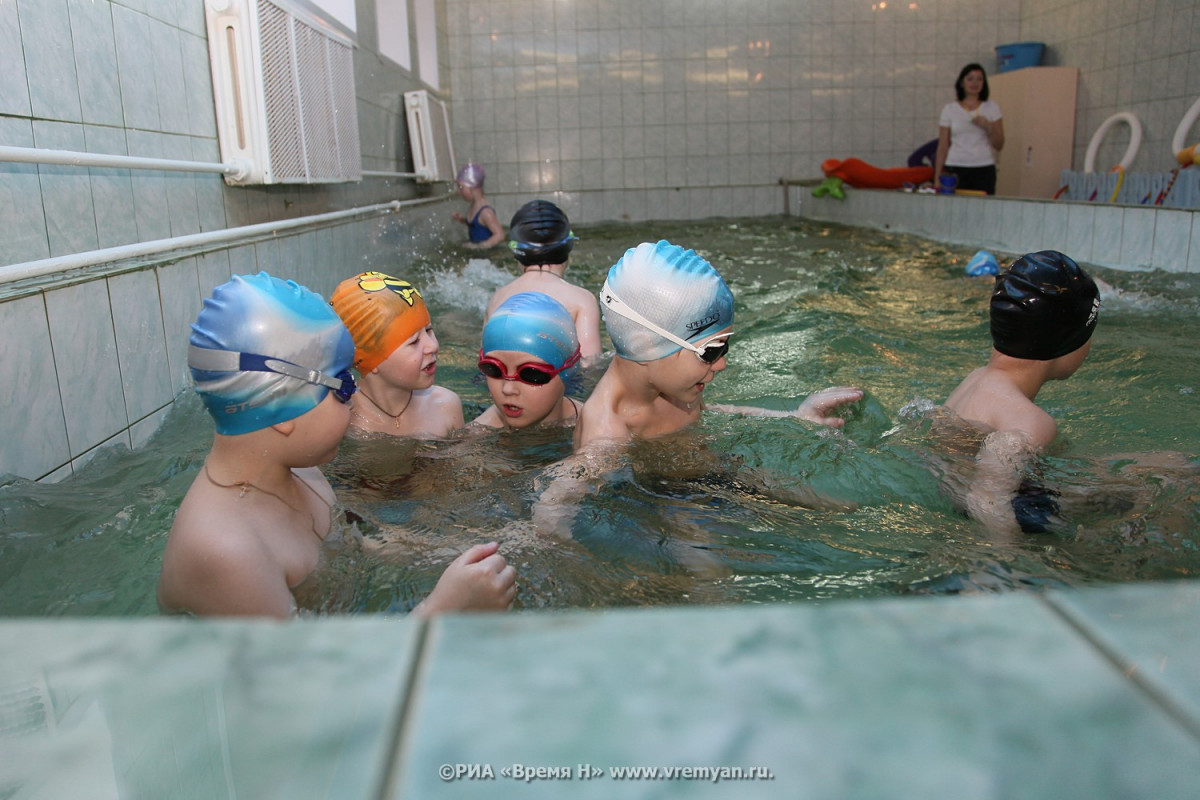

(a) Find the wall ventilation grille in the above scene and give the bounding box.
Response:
[205,0,361,185]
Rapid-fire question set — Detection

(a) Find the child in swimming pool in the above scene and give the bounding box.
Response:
[450,163,505,249]
[943,250,1100,533]
[485,200,602,366]
[576,240,862,450]
[331,272,465,438]
[157,273,516,618]
[473,292,583,430]
[531,241,862,535]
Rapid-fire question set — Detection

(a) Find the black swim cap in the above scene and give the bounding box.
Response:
[990,250,1100,361]
[509,200,576,266]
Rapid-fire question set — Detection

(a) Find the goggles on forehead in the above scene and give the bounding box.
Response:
[477,347,581,386]
[599,280,732,364]
[188,345,357,404]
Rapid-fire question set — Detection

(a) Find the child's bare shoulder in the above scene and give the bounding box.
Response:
[426,384,462,406]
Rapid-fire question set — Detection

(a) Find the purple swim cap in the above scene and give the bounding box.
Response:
[456,163,485,188]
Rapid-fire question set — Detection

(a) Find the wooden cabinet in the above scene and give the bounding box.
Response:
[988,66,1079,198]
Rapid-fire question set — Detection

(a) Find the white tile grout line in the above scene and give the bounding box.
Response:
[1038,591,1200,744]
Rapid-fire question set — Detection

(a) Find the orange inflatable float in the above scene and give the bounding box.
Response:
[821,158,933,190]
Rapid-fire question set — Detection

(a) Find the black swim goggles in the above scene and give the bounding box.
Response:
[188,345,357,404]
[599,280,733,364]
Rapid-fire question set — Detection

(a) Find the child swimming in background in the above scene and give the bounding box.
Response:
[472,292,584,430]
[943,250,1101,534]
[331,272,465,438]
[485,200,602,365]
[577,240,862,450]
[157,273,516,618]
[450,163,505,249]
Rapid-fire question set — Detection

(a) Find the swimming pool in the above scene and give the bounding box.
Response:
[3,217,1198,616]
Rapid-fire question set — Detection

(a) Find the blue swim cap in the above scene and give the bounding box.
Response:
[484,289,578,360]
[189,273,355,435]
[482,292,581,394]
[965,250,999,276]
[601,240,734,362]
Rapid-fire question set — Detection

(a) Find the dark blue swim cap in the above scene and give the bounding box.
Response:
[509,200,576,266]
[990,250,1100,361]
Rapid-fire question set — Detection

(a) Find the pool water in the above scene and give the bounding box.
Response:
[3,217,1199,616]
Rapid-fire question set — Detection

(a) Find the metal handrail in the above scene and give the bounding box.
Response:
[0,145,250,180]
[0,195,449,287]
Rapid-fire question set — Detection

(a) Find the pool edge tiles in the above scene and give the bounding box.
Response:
[1042,580,1200,738]
[0,616,420,799]
[393,590,1200,799]
[801,191,1200,273]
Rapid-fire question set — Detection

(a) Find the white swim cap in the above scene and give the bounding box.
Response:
[600,240,734,362]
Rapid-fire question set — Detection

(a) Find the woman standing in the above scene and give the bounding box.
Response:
[934,63,1005,195]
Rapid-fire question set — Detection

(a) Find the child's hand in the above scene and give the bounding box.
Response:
[451,211,466,224]
[415,542,517,616]
[794,386,863,427]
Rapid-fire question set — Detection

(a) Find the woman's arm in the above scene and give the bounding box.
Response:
[933,126,951,184]
[987,117,1005,151]
[972,117,1005,151]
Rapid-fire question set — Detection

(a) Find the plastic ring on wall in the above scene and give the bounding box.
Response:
[1171,97,1200,166]
[1084,112,1143,173]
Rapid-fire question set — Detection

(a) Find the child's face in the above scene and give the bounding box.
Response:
[376,324,440,390]
[297,391,353,465]
[482,350,566,429]
[646,329,731,404]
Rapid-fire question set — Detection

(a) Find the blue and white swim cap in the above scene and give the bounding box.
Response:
[601,240,734,362]
[482,292,579,370]
[189,273,355,435]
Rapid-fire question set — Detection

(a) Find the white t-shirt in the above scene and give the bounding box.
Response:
[939,100,1002,167]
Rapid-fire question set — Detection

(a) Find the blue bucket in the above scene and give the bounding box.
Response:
[995,42,1044,73]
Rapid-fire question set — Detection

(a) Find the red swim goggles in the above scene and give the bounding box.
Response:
[477,347,581,386]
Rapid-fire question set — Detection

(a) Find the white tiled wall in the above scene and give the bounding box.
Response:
[0,0,452,482]
[0,0,431,268]
[445,0,1200,223]
[1023,0,1200,175]
[445,0,1025,222]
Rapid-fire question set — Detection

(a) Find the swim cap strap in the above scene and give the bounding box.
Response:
[600,279,733,357]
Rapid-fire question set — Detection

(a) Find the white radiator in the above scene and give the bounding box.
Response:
[204,0,361,185]
[404,89,457,184]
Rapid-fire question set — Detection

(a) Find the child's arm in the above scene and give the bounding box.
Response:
[412,542,517,616]
[574,296,604,364]
[706,386,863,428]
[964,429,1041,538]
[526,437,629,538]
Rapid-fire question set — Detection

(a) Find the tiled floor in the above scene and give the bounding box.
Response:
[3,582,1199,799]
